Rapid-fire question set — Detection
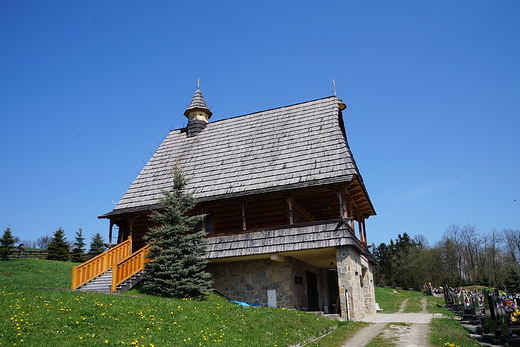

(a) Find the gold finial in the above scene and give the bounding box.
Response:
[197,78,200,89]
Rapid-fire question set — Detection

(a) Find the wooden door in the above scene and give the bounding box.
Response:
[306,271,319,311]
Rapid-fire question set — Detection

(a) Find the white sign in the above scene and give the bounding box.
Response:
[267,290,276,308]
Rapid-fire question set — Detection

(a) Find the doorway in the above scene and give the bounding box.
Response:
[306,271,319,311]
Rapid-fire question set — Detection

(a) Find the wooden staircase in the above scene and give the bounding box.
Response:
[78,269,113,292]
[78,268,147,293]
[71,237,149,293]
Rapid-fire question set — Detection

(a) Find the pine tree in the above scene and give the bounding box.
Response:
[142,167,212,299]
[0,226,16,260]
[505,267,520,294]
[46,227,70,261]
[71,228,86,262]
[88,233,106,257]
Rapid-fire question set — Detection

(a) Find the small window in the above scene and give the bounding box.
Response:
[195,214,212,234]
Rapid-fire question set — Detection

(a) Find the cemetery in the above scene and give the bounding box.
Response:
[443,286,520,346]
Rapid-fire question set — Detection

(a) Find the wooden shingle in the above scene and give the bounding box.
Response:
[102,96,374,217]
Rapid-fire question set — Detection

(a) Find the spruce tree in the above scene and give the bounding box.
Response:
[88,233,106,257]
[46,227,70,261]
[71,228,86,262]
[142,167,212,299]
[0,226,16,260]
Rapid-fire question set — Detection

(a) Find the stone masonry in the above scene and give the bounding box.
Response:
[336,245,376,320]
[207,246,375,321]
[207,256,329,310]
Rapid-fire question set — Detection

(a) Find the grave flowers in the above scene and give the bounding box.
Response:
[497,298,520,322]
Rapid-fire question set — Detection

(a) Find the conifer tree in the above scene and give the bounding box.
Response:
[142,167,212,299]
[71,228,86,262]
[88,233,106,257]
[46,227,70,261]
[0,226,16,260]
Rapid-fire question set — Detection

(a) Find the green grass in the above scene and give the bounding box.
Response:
[401,295,423,313]
[0,259,343,347]
[375,287,453,315]
[375,287,433,313]
[429,318,481,347]
[373,287,413,313]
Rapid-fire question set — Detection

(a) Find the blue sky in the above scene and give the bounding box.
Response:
[1,1,518,248]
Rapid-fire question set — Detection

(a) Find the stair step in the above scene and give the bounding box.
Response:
[78,269,113,293]
[77,268,145,293]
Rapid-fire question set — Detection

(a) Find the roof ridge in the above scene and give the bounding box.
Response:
[207,94,341,125]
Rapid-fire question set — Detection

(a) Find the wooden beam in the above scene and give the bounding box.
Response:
[362,220,368,247]
[286,196,294,225]
[240,201,248,231]
[337,188,345,219]
[358,220,364,245]
[108,220,114,247]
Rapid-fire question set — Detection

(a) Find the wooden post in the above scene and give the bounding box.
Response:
[241,202,247,231]
[358,220,364,245]
[362,220,367,247]
[337,188,345,219]
[349,201,355,230]
[128,216,137,252]
[108,220,114,247]
[286,196,294,225]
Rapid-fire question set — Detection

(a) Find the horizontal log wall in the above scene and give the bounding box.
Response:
[111,184,368,247]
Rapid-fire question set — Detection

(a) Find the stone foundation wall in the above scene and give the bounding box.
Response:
[207,257,327,310]
[336,246,376,320]
[207,246,376,320]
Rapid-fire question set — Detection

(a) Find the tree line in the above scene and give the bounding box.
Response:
[0,226,108,262]
[372,224,520,293]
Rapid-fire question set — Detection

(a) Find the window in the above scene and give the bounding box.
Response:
[195,214,212,234]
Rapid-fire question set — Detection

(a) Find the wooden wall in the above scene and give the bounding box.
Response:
[112,184,366,249]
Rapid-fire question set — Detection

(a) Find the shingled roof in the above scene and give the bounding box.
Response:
[184,88,212,118]
[101,95,375,218]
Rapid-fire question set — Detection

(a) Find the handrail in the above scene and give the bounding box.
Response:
[71,236,132,290]
[111,245,150,292]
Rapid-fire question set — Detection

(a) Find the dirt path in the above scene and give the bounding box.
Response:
[341,298,434,347]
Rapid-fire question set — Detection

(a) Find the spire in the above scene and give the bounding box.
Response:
[184,85,212,119]
[184,82,212,137]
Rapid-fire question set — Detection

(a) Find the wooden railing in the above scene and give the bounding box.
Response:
[111,245,150,292]
[71,237,132,290]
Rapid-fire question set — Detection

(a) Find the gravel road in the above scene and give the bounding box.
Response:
[342,298,435,347]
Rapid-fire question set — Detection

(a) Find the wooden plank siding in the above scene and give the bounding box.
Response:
[206,220,361,259]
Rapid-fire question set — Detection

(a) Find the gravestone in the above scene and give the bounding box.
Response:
[462,295,477,323]
[484,290,497,321]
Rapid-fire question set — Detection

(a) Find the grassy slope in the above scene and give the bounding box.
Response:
[1,260,481,347]
[0,259,345,347]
